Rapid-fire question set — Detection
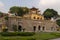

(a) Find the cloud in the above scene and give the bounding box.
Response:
[38,0,60,15]
[39,0,57,6]
[0,1,5,12]
[0,1,4,7]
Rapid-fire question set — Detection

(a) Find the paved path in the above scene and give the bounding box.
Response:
[51,38,60,40]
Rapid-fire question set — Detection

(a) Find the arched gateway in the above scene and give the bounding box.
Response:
[18,25,22,31]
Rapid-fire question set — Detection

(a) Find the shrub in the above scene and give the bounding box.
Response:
[18,32,35,36]
[1,32,35,36]
[2,29,8,32]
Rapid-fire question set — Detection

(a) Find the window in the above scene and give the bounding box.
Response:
[33,17,36,19]
[37,17,39,19]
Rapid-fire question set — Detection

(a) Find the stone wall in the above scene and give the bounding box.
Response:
[7,17,59,32]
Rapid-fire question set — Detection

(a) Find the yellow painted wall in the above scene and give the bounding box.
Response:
[2,24,7,29]
[23,13,44,20]
[31,14,44,20]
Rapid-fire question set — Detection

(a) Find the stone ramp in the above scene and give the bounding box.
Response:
[51,38,60,40]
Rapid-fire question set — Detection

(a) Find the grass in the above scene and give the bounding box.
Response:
[0,32,60,40]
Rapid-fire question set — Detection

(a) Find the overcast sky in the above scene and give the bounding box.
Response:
[0,0,60,15]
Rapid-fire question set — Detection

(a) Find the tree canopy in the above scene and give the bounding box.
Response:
[4,16,9,20]
[9,6,29,16]
[0,12,3,17]
[43,9,58,19]
[56,19,60,26]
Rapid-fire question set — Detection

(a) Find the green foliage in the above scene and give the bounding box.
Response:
[56,19,60,26]
[1,38,36,40]
[2,29,8,32]
[10,6,20,13]
[0,12,3,17]
[1,32,35,36]
[9,6,29,16]
[27,38,36,40]
[43,9,58,19]
[4,16,9,20]
[1,32,60,40]
[2,26,8,32]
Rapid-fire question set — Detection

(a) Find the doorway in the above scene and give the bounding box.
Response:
[33,26,36,32]
[38,26,41,30]
[18,25,22,31]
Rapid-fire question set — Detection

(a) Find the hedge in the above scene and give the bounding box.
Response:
[1,32,35,36]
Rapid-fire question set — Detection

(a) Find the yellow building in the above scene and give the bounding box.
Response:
[23,7,44,20]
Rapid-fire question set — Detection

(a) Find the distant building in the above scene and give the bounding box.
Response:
[1,7,59,32]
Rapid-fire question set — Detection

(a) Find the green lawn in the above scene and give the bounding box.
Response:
[0,32,60,40]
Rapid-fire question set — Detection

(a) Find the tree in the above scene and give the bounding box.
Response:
[56,19,60,26]
[9,6,29,16]
[18,7,29,16]
[43,9,58,19]
[4,16,9,20]
[9,6,20,15]
[4,15,9,27]
[2,25,8,32]
[0,12,3,17]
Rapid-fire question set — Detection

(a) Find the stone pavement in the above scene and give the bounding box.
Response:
[51,38,60,40]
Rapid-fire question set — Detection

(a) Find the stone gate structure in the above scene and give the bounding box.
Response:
[1,7,59,32]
